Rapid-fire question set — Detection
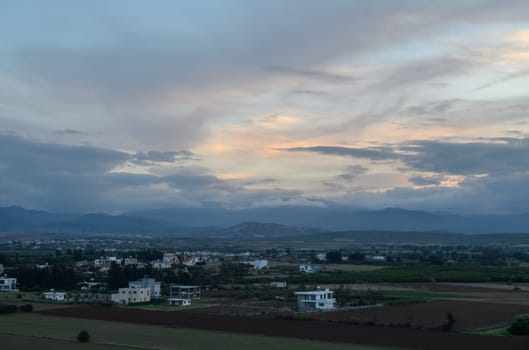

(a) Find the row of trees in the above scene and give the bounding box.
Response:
[15,264,77,290]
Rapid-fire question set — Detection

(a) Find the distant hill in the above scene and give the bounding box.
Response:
[130,206,529,234]
[0,206,77,231]
[203,222,326,238]
[285,230,529,245]
[0,206,321,236]
[2,205,529,235]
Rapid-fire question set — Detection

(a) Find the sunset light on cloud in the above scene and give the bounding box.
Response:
[1,0,529,214]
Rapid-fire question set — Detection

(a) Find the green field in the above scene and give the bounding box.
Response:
[470,324,510,336]
[381,290,474,299]
[0,313,389,350]
[322,264,387,272]
[0,334,126,350]
[285,266,529,284]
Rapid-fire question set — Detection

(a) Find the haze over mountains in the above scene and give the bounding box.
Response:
[2,205,529,235]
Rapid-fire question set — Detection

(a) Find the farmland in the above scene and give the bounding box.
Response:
[0,313,385,350]
[36,304,529,350]
[5,230,529,350]
[285,265,529,284]
[305,299,529,331]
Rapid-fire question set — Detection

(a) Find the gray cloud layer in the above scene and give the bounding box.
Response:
[284,138,529,176]
[3,133,529,214]
[0,133,315,212]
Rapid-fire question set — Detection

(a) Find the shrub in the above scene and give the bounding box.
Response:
[436,312,456,331]
[18,304,33,312]
[0,304,18,314]
[508,318,529,335]
[77,330,90,343]
[446,312,455,331]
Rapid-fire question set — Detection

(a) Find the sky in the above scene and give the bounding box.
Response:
[1,0,529,214]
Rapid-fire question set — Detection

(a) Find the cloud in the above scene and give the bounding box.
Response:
[337,173,529,214]
[55,129,85,135]
[266,66,354,83]
[282,146,398,161]
[284,137,529,176]
[409,175,444,186]
[376,56,472,89]
[337,165,368,181]
[2,1,529,215]
[0,133,311,212]
[0,133,129,174]
[133,150,197,164]
[242,178,278,186]
[405,99,461,116]
[1,1,503,151]
[474,67,529,91]
[400,138,529,175]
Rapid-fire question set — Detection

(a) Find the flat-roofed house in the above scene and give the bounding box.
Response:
[111,287,150,304]
[168,285,200,306]
[129,278,161,298]
[43,290,67,301]
[0,276,17,292]
[295,288,336,311]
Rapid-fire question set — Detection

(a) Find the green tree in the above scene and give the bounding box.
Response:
[508,317,529,335]
[326,250,342,263]
[77,330,90,343]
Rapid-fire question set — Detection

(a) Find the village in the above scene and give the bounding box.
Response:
[1,248,340,312]
[5,235,529,350]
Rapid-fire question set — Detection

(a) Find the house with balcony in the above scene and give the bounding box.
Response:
[299,264,320,273]
[168,285,200,306]
[129,278,161,298]
[0,276,18,292]
[295,288,336,311]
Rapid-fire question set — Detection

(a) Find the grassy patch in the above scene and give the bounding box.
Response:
[470,324,510,336]
[322,264,387,272]
[382,290,473,299]
[0,313,388,350]
[0,334,126,350]
[286,266,529,284]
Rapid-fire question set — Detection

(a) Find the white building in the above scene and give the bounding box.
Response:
[295,288,336,311]
[111,287,150,304]
[129,278,161,298]
[123,257,138,266]
[316,253,327,261]
[168,298,191,306]
[247,259,268,270]
[163,252,177,263]
[371,255,386,262]
[168,285,200,306]
[43,290,67,301]
[182,255,206,267]
[36,262,49,269]
[270,281,287,288]
[299,264,319,273]
[0,276,17,292]
[151,260,172,269]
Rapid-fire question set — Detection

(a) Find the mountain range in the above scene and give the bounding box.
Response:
[1,205,529,236]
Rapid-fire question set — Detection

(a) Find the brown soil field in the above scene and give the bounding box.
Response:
[40,306,529,350]
[389,282,526,293]
[387,282,529,305]
[309,300,529,331]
